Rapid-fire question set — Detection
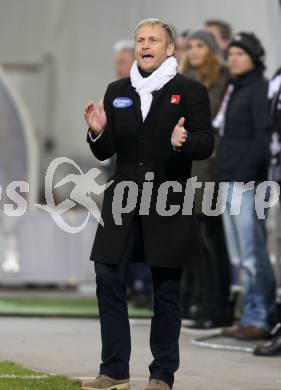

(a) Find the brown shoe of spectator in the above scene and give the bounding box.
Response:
[222,323,271,340]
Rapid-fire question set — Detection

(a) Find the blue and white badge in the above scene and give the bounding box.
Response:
[113,97,133,108]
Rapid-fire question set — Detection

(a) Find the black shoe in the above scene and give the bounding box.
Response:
[253,324,281,356]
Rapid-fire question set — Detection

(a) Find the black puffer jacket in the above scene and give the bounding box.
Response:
[216,68,271,182]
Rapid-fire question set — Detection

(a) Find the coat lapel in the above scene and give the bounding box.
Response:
[127,86,143,129]
[143,87,167,124]
[128,75,176,127]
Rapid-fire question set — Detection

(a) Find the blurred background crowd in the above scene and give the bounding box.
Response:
[109,17,281,357]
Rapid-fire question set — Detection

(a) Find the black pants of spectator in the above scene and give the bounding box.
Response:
[94,212,183,388]
[182,215,232,321]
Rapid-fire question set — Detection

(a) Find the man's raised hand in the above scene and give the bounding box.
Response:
[171,117,188,148]
[84,99,107,135]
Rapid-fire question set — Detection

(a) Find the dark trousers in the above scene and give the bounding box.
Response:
[182,215,231,320]
[198,215,231,317]
[94,213,183,388]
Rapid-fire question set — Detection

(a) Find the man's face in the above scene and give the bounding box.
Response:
[114,49,134,79]
[187,39,210,67]
[206,25,229,51]
[135,24,174,72]
[175,36,189,64]
[227,46,255,76]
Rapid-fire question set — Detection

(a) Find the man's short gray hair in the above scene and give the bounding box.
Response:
[135,18,176,44]
[113,39,135,53]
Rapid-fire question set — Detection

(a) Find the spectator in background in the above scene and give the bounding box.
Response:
[179,30,232,328]
[175,30,189,64]
[254,67,281,356]
[205,19,232,59]
[113,39,153,309]
[215,32,277,340]
[113,40,135,79]
[267,67,281,184]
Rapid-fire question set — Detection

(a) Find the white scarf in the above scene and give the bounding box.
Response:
[212,83,234,136]
[130,56,178,120]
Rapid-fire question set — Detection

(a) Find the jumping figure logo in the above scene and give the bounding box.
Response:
[35,157,113,233]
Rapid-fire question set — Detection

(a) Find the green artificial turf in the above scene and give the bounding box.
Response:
[0,361,81,389]
[0,297,152,317]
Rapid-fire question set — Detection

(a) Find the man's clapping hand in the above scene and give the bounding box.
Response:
[171,117,188,148]
[84,99,107,136]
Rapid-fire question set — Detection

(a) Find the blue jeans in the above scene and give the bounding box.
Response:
[94,212,183,388]
[221,182,277,331]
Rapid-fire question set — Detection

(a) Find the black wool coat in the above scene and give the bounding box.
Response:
[86,73,214,268]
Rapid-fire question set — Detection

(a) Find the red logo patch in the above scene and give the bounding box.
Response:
[171,95,180,104]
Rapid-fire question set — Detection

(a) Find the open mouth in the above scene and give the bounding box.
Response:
[142,54,154,59]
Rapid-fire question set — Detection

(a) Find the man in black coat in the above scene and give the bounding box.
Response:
[82,18,213,390]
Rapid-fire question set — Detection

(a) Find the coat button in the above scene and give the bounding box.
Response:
[139,135,145,139]
[139,162,144,167]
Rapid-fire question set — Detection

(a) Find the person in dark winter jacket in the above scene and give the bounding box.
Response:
[215,32,277,340]
[179,30,232,329]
